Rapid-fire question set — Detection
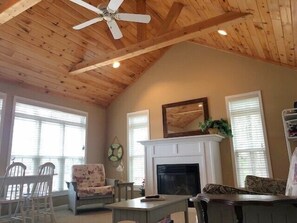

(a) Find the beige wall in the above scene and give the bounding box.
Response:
[106,42,297,185]
[0,81,106,175]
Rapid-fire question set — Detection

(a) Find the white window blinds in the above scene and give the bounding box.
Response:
[0,94,4,147]
[127,110,150,186]
[226,91,271,187]
[0,96,3,126]
[11,99,87,191]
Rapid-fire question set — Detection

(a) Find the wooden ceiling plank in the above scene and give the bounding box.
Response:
[32,5,99,47]
[0,23,80,64]
[255,0,281,62]
[223,0,252,56]
[266,0,288,64]
[70,12,251,74]
[86,71,128,89]
[235,0,267,58]
[106,30,125,49]
[0,65,60,90]
[158,2,184,35]
[15,14,95,61]
[192,33,217,48]
[40,0,112,51]
[0,48,115,100]
[0,0,41,24]
[235,23,259,57]
[20,10,101,58]
[271,18,288,64]
[0,31,71,70]
[137,0,147,42]
[74,73,124,93]
[244,0,275,60]
[278,0,295,66]
[219,28,244,53]
[0,74,102,105]
[290,0,297,65]
[208,32,229,51]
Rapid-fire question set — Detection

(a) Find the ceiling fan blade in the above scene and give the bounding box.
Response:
[73,17,103,30]
[115,13,151,23]
[70,0,103,14]
[107,0,124,13]
[107,20,123,39]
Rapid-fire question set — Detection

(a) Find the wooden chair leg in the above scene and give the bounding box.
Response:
[49,196,56,223]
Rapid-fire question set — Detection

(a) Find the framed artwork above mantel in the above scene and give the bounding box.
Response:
[162,97,209,138]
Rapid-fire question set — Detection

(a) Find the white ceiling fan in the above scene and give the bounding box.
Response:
[70,0,151,39]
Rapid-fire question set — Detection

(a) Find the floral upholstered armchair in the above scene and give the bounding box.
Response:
[190,175,287,223]
[67,164,118,215]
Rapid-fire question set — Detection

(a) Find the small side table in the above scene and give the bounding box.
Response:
[117,181,134,202]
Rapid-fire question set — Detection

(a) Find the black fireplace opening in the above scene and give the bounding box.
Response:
[157,163,201,207]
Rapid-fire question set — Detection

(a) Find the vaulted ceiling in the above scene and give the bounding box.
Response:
[0,0,295,107]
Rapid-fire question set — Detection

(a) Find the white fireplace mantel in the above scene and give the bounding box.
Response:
[140,134,224,195]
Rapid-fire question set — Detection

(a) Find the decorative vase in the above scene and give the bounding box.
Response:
[208,128,219,134]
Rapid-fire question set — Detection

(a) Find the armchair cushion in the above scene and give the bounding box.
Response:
[77,185,113,198]
[245,175,286,195]
[72,164,106,188]
[203,183,259,195]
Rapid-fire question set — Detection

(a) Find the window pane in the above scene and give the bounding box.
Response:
[40,122,63,156]
[11,99,87,191]
[11,118,39,156]
[226,92,271,187]
[64,125,85,157]
[0,97,3,125]
[127,111,149,186]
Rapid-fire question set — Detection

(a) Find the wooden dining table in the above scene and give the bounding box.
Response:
[0,174,54,195]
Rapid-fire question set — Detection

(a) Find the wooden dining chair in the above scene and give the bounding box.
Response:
[0,162,26,222]
[22,162,56,223]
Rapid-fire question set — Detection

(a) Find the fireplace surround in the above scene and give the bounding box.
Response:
[140,134,224,196]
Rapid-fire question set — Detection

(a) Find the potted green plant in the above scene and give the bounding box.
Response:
[199,118,233,137]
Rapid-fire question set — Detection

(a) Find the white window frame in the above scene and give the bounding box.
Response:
[225,91,272,187]
[9,96,88,192]
[0,92,7,154]
[127,110,150,187]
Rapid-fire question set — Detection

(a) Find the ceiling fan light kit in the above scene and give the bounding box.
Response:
[70,0,151,39]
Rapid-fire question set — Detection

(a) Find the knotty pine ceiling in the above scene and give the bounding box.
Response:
[0,0,295,107]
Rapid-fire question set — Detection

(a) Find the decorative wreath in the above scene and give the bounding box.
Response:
[108,141,123,162]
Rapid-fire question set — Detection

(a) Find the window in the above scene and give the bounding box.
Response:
[226,91,272,187]
[0,95,3,123]
[10,97,87,192]
[127,110,150,186]
[0,93,5,148]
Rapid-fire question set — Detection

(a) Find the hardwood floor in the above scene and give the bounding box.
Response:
[55,205,197,223]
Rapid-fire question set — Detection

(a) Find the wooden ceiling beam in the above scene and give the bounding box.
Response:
[0,0,41,24]
[70,12,251,74]
[158,2,184,34]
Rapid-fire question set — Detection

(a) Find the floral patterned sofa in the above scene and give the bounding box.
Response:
[190,175,288,223]
[67,164,118,215]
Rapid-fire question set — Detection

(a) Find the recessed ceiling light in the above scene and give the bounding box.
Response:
[112,61,121,68]
[218,29,228,36]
